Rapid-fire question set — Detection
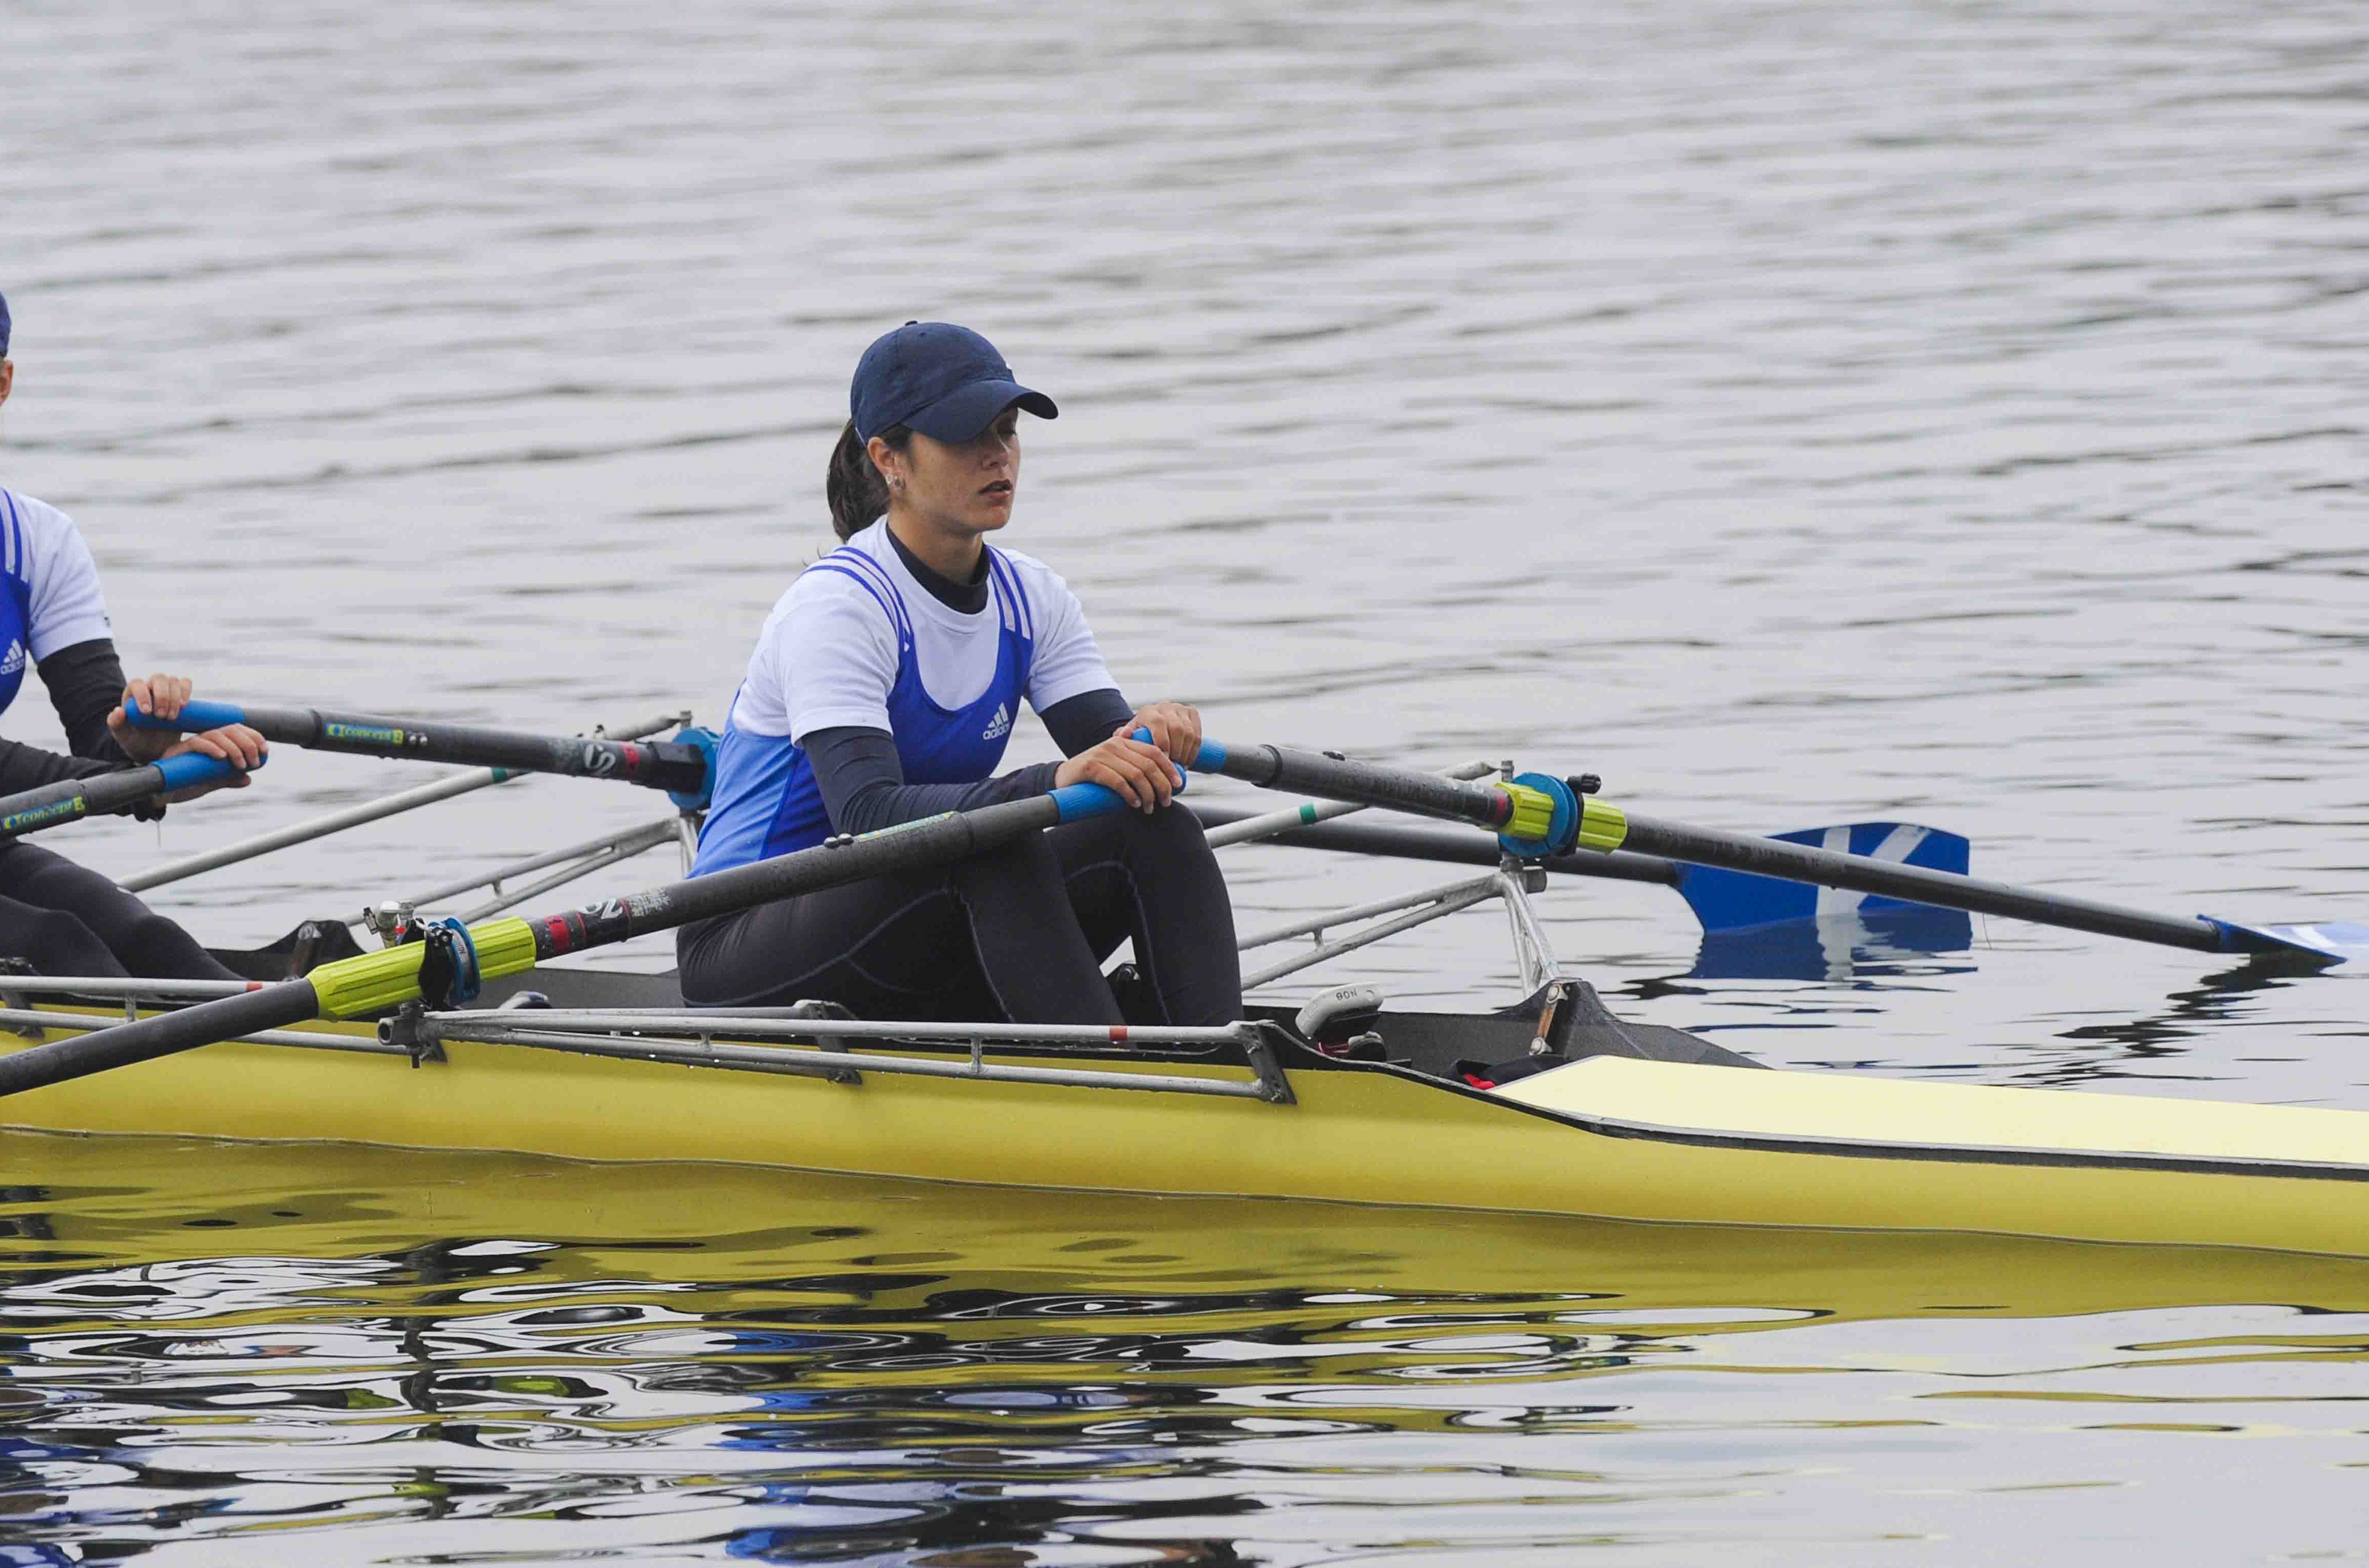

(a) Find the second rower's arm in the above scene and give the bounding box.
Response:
[809,691,1187,834]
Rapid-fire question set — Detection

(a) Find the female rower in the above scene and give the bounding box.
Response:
[0,288,267,979]
[681,321,1241,1025]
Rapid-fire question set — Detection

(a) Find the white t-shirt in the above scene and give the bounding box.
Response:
[729,521,1116,741]
[1,488,116,660]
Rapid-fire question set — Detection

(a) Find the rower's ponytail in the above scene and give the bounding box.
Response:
[825,420,911,540]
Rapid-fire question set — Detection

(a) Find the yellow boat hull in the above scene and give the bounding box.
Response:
[5,1009,2367,1257]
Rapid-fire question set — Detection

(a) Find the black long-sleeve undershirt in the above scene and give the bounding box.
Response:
[0,736,115,797]
[807,686,1138,838]
[41,639,134,763]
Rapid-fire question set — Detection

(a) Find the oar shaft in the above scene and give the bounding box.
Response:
[0,752,255,839]
[129,698,709,796]
[1615,812,2225,954]
[1201,759,1497,848]
[1194,741,1517,829]
[0,782,1117,1098]
[119,709,690,893]
[1195,736,2287,960]
[516,789,1082,960]
[0,978,323,1095]
[1187,803,1685,886]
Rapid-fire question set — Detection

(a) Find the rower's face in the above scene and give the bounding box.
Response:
[900,407,1022,535]
[0,360,13,411]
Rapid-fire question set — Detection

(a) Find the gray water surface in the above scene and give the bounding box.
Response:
[3,1,2366,1561]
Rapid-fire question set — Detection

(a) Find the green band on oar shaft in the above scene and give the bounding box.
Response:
[1576,797,1629,852]
[308,918,540,1019]
[1185,802,1686,886]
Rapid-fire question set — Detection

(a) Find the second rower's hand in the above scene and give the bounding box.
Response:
[1056,733,1184,814]
[1124,701,1203,768]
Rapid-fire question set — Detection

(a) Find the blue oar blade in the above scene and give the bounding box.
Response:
[2205,919,2369,966]
[1672,822,1971,934]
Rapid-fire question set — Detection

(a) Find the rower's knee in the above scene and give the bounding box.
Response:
[1119,804,1224,885]
[7,908,127,978]
[955,828,1069,906]
[1140,803,1217,856]
[109,909,221,979]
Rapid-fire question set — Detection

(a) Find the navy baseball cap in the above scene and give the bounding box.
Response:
[0,290,11,359]
[850,322,1056,444]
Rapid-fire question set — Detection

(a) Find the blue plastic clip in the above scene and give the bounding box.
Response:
[667,725,721,812]
[1496,772,1580,860]
[411,916,482,1008]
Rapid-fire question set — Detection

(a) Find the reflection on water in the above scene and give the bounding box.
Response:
[1688,907,1976,983]
[8,1140,2369,1561]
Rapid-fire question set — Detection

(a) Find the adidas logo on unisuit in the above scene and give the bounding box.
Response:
[981,702,1011,741]
[0,641,22,677]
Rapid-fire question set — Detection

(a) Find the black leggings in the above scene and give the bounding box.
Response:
[677,806,1242,1027]
[0,839,240,981]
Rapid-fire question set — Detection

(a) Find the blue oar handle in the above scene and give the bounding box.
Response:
[1128,726,1229,774]
[1049,782,1123,822]
[153,750,262,792]
[123,695,248,732]
[1048,729,1203,822]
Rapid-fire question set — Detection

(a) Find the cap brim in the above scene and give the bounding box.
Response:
[904,378,1058,444]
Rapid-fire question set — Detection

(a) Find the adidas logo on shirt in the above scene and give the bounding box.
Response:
[0,641,22,678]
[981,702,1011,741]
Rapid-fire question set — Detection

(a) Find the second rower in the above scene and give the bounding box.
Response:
[681,322,1242,1026]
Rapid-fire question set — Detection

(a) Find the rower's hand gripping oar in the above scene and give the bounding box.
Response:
[1181,739,2364,967]
[125,697,718,810]
[0,751,264,840]
[0,776,1142,1098]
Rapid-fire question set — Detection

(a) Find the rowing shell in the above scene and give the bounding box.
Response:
[5,966,2367,1258]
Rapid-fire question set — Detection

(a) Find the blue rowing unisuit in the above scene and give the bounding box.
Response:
[693,544,1041,874]
[0,487,117,721]
[0,496,36,717]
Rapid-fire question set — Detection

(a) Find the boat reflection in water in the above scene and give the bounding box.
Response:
[7,1135,2369,1559]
